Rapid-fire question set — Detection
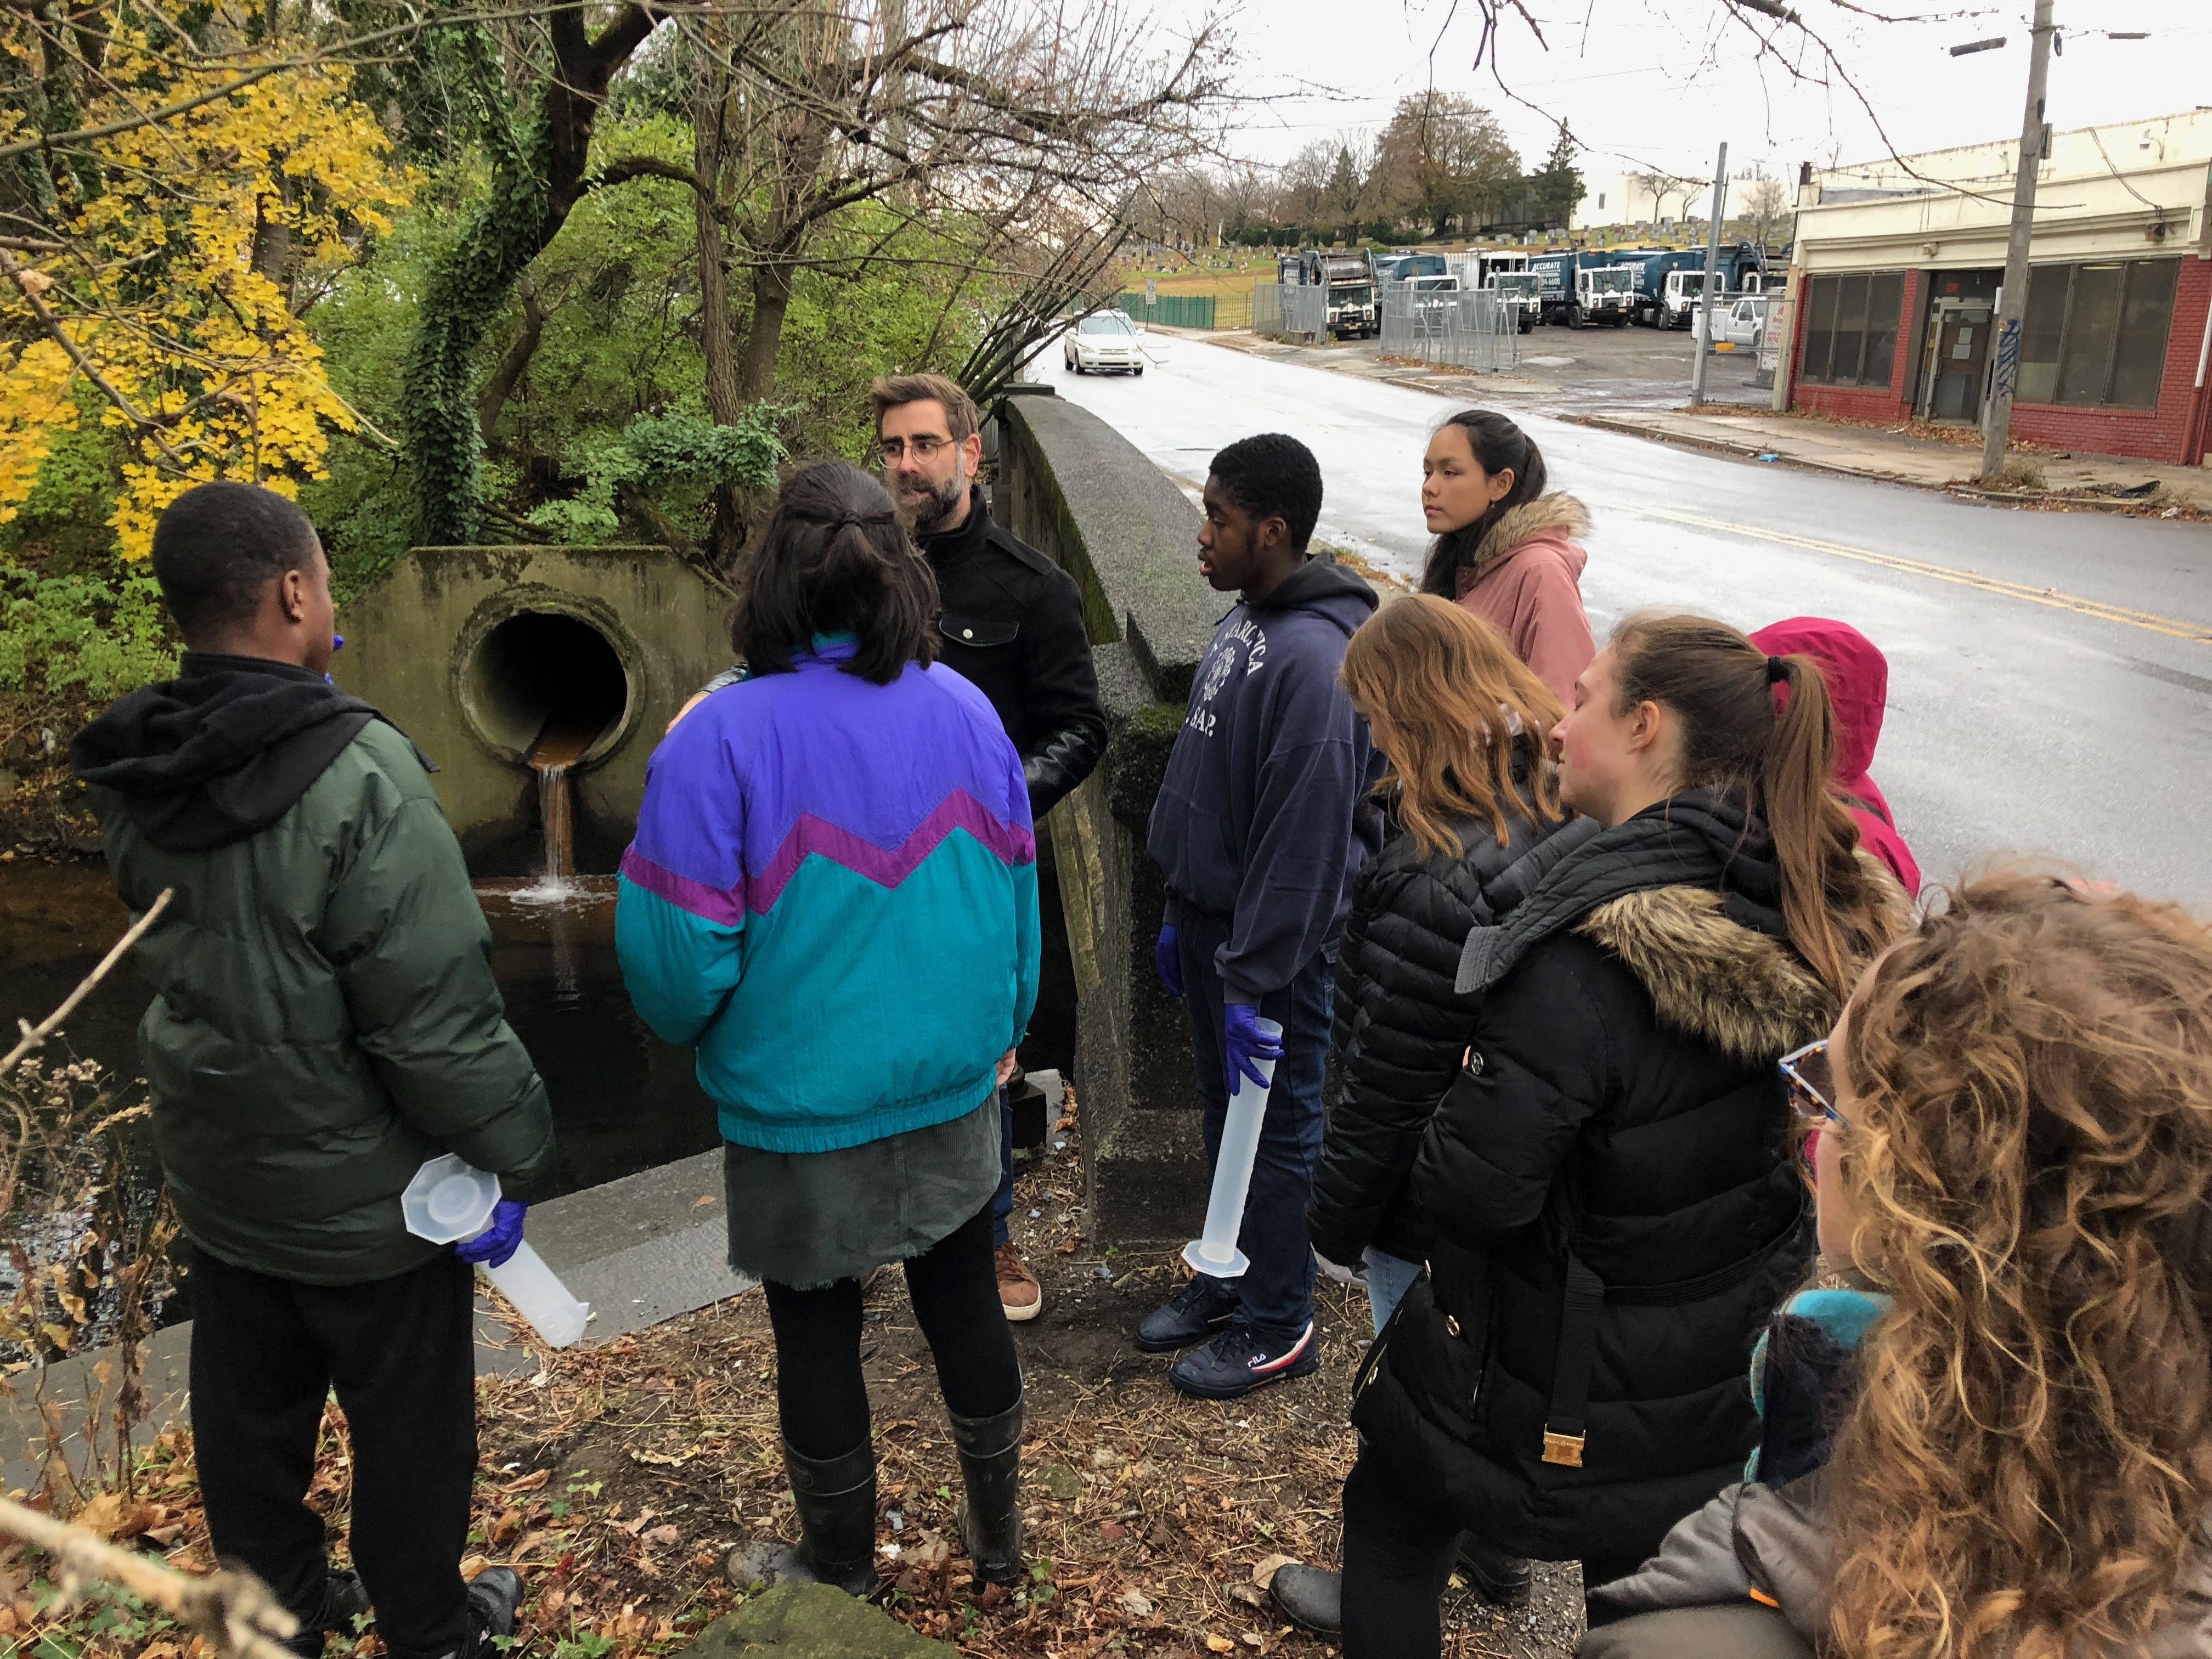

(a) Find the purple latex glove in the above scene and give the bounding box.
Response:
[1224,1002,1284,1096]
[1155,924,1183,998]
[455,1199,526,1268]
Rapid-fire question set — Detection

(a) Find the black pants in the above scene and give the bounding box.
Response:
[1340,1447,1642,1658]
[763,1204,1022,1458]
[189,1248,477,1659]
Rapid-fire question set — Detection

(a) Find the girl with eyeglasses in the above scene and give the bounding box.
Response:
[1585,873,2212,1659]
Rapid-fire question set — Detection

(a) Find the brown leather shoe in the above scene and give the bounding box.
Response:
[995,1240,1042,1322]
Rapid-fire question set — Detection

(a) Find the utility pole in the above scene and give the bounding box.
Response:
[1689,142,1728,405]
[1980,0,2055,482]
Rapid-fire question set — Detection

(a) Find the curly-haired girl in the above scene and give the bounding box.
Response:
[1584,872,2212,1658]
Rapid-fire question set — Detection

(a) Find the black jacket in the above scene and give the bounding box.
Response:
[919,488,1107,820]
[1146,558,1382,1002]
[1352,790,1850,1567]
[1312,743,1597,1268]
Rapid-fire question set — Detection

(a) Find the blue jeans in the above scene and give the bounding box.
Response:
[1176,911,1331,1344]
[1362,1247,1423,1337]
[991,1086,1014,1248]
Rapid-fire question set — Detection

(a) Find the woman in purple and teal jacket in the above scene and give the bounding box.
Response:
[614,460,1037,1600]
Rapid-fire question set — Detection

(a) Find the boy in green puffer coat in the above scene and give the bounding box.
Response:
[69,483,555,1659]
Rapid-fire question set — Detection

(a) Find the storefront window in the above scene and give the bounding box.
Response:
[2015,259,2177,410]
[1801,272,1905,388]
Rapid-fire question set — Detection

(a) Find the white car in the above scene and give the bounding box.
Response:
[1064,311,1146,376]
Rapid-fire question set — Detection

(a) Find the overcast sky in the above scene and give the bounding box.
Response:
[1183,0,2210,185]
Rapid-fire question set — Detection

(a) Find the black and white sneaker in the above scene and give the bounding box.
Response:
[1167,1321,1318,1400]
[1133,1275,1239,1353]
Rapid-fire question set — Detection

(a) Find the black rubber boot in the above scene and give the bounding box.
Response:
[723,1437,880,1598]
[1455,1533,1532,1607]
[949,1396,1024,1587]
[1267,1564,1341,1635]
[280,1568,372,1658]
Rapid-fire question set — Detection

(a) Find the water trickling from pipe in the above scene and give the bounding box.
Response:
[536,760,575,881]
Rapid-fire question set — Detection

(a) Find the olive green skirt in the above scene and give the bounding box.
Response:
[721,1094,1000,1289]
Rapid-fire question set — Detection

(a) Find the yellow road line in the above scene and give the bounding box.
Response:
[1641,507,2212,645]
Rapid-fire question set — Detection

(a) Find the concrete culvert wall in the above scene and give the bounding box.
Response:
[465,611,633,764]
[335,546,737,877]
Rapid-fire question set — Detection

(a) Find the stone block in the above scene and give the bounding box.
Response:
[993,392,1219,1243]
[682,1584,955,1658]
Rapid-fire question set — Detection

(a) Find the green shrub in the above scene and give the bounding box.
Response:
[0,565,179,699]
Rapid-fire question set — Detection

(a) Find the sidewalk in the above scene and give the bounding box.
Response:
[1153,324,2210,516]
[1576,407,2212,515]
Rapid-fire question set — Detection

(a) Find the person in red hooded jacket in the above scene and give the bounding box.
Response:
[1747,618,1921,895]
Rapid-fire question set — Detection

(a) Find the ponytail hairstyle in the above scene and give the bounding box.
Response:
[732,460,939,685]
[1418,409,1549,597]
[1609,612,1899,1001]
[1340,595,1563,857]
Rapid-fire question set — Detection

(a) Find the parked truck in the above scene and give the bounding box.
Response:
[1523,250,1640,328]
[1646,243,1767,329]
[1283,249,1379,339]
[1375,251,1449,286]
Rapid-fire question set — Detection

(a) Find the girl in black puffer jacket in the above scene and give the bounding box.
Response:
[1314,595,1595,1331]
[1312,613,1909,1659]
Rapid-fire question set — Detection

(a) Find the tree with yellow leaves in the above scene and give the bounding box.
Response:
[1,2,410,557]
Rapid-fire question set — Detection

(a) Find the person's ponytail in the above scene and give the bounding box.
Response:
[1610,615,1900,1001]
[1758,652,1868,1000]
[732,460,939,685]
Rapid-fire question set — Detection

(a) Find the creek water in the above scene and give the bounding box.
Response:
[0,857,720,1325]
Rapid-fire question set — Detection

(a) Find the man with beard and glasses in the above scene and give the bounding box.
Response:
[870,374,1107,1324]
[672,375,1105,1324]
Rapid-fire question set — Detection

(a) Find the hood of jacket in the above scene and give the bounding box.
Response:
[1454,787,1835,1060]
[70,652,384,852]
[1251,552,1380,636]
[1579,884,1836,1065]
[1748,617,1887,788]
[1469,491,1590,572]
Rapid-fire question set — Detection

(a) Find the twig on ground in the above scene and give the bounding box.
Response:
[2,888,172,1076]
[0,1494,299,1659]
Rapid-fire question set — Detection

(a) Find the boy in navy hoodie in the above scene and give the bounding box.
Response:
[1139,433,1380,1399]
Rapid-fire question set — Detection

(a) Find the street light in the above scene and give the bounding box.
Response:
[1949,37,2007,55]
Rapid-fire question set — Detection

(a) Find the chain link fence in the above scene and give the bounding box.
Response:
[1252,281,1329,342]
[1379,286,1519,373]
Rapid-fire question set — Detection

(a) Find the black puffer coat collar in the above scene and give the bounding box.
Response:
[1456,787,1785,991]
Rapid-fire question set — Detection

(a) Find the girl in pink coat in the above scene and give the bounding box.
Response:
[1417,411,1594,707]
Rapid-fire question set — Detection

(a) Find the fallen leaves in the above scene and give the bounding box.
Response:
[1251,1553,1296,1589]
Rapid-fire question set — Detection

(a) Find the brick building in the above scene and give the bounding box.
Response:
[1779,111,2212,467]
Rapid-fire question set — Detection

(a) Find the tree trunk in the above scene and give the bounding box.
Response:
[400,4,658,546]
[690,26,747,573]
[737,261,793,402]
[476,276,544,451]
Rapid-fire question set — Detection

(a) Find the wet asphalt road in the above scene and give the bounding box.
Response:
[1041,336,2212,906]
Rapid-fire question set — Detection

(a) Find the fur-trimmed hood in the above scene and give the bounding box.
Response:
[1469,490,1590,571]
[1457,791,1910,1063]
[1579,885,1835,1064]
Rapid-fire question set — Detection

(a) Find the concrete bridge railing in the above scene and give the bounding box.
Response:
[990,388,1220,1243]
